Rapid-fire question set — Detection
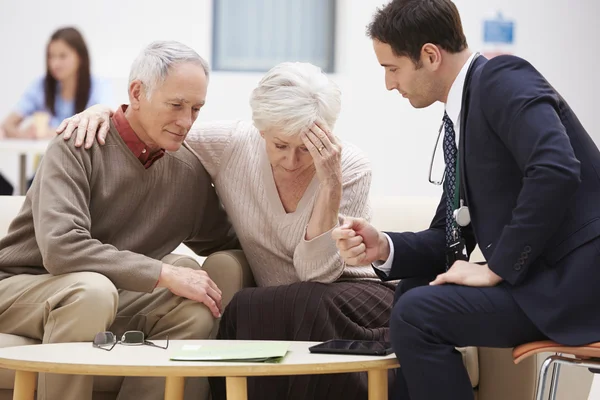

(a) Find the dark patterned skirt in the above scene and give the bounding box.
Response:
[210,280,396,400]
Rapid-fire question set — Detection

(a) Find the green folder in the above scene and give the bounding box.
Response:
[170,342,290,363]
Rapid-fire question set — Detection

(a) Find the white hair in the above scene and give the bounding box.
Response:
[128,40,210,98]
[250,62,341,136]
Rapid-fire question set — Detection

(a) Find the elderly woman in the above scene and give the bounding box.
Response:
[58,62,395,400]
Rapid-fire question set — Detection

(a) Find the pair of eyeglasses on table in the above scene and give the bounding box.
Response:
[93,331,169,351]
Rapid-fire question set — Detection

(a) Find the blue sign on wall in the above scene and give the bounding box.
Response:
[483,12,514,44]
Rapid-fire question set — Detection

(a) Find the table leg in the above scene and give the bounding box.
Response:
[19,154,26,196]
[368,369,388,400]
[13,370,36,400]
[226,376,248,400]
[164,376,185,400]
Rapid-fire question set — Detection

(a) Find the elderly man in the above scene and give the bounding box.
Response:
[0,41,237,400]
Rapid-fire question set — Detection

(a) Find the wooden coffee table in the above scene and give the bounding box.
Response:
[0,340,399,400]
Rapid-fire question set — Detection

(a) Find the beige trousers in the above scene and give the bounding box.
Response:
[0,271,215,400]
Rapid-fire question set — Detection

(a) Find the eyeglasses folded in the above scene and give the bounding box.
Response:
[93,330,169,351]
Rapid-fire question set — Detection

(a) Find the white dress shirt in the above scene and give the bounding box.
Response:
[373,52,478,275]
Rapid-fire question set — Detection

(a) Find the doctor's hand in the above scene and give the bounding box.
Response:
[56,104,114,149]
[332,217,389,265]
[430,261,503,287]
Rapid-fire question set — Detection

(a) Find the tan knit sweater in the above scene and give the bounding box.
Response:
[0,124,237,293]
[187,120,375,287]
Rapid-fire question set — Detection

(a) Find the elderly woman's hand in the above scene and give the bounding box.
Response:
[302,121,342,188]
[56,105,114,149]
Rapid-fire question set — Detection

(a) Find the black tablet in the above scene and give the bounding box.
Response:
[309,339,394,356]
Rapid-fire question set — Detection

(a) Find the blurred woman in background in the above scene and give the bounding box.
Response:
[0,26,112,194]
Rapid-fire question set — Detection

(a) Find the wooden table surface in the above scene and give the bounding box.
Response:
[0,340,399,400]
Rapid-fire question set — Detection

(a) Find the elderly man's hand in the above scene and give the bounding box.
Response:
[56,105,114,149]
[332,217,389,265]
[430,261,503,287]
[157,264,223,318]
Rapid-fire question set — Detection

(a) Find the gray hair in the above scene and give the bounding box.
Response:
[129,40,210,98]
[250,62,341,136]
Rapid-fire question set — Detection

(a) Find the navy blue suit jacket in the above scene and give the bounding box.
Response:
[381,55,600,345]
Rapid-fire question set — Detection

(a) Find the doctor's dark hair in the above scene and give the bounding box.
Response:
[367,0,468,66]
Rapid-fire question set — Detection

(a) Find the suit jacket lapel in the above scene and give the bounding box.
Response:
[459,56,487,208]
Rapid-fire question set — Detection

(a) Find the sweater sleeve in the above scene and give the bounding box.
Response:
[185,121,239,180]
[292,146,372,282]
[31,137,163,293]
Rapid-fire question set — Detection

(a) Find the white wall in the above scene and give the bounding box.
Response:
[0,0,598,197]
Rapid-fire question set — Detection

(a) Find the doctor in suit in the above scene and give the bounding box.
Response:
[333,0,600,399]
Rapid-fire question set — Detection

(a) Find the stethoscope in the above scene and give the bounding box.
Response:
[427,53,481,228]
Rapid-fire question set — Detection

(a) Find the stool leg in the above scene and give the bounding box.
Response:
[19,154,27,196]
[548,360,562,400]
[536,356,556,400]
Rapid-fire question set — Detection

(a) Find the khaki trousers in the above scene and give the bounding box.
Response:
[0,271,215,400]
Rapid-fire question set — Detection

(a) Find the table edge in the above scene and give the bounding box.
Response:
[0,356,399,377]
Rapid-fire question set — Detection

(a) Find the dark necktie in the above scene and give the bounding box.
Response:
[442,112,461,251]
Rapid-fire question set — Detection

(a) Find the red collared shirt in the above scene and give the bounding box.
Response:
[112,105,165,169]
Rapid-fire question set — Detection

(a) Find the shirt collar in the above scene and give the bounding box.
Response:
[111,104,165,168]
[445,52,477,126]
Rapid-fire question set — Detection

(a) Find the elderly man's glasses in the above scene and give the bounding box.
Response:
[93,331,169,351]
